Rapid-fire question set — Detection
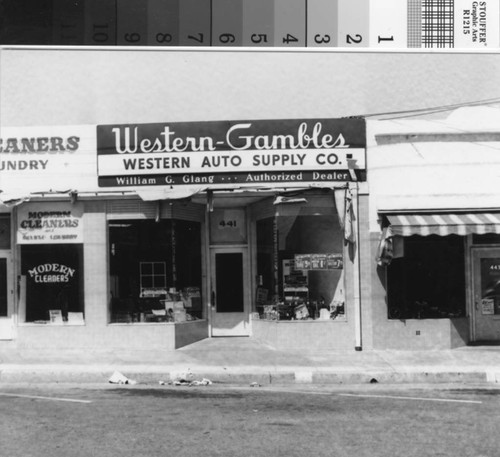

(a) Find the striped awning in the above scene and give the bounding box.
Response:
[386,213,500,237]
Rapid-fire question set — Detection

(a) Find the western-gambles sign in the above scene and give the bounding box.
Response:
[97,118,366,187]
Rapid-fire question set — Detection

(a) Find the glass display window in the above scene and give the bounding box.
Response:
[0,214,11,249]
[386,235,466,319]
[21,244,84,323]
[0,258,7,317]
[108,219,202,323]
[255,192,345,321]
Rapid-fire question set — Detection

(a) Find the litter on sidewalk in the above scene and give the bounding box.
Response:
[190,378,212,386]
[158,377,213,386]
[108,371,137,385]
[173,377,213,386]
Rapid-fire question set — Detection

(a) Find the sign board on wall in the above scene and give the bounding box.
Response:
[96,118,366,187]
[0,125,97,198]
[17,202,84,244]
[0,118,365,199]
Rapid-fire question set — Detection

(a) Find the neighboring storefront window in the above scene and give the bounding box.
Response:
[255,193,345,321]
[109,219,202,323]
[17,202,84,324]
[21,244,84,323]
[387,235,466,319]
[0,214,11,317]
[0,214,10,249]
[0,258,7,317]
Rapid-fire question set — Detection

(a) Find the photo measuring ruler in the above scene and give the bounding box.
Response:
[0,0,499,48]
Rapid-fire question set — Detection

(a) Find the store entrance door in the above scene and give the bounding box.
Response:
[0,254,14,340]
[210,247,250,336]
[472,248,500,342]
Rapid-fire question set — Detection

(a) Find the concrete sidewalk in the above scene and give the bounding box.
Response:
[1,337,500,385]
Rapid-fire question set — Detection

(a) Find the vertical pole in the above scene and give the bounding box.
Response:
[351,183,363,351]
[273,212,279,303]
[467,239,476,342]
[171,218,177,290]
[205,194,213,336]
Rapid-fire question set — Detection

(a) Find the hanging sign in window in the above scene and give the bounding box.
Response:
[17,202,84,244]
[295,253,343,270]
[481,298,495,315]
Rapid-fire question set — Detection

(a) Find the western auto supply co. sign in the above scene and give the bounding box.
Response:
[97,118,366,187]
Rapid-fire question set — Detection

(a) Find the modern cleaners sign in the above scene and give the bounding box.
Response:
[96,118,366,187]
[17,202,84,244]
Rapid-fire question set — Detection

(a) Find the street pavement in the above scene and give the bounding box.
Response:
[2,382,497,457]
[1,337,500,385]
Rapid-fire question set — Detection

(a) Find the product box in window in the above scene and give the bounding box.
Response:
[161,299,184,311]
[182,287,201,310]
[140,287,168,298]
[173,309,187,322]
[294,304,309,320]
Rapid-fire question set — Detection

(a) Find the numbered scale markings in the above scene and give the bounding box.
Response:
[1,0,498,48]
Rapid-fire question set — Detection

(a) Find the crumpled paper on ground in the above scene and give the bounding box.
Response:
[108,371,137,385]
[159,377,213,386]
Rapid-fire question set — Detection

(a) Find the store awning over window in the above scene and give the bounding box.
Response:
[386,213,500,237]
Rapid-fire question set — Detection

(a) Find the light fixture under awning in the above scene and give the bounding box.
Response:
[386,213,500,237]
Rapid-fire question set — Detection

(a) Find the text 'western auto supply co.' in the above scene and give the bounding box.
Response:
[96,118,366,187]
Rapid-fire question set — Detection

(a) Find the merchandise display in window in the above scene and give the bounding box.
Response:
[109,219,202,323]
[255,192,345,321]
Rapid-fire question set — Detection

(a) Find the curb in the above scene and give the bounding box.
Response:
[0,367,496,385]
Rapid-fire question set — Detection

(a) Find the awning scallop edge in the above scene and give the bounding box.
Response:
[386,212,500,237]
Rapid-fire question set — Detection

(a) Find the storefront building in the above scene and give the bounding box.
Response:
[2,48,500,352]
[0,118,367,350]
[2,108,500,352]
[366,107,500,349]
